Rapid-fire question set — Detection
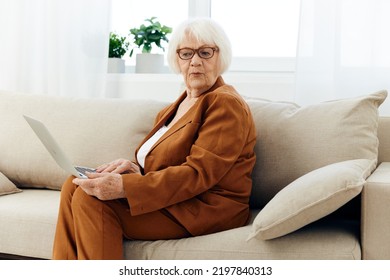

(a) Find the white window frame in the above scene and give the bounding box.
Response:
[188,0,296,73]
[188,0,211,17]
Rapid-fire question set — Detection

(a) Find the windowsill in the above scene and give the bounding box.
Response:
[106,71,295,102]
[106,54,296,101]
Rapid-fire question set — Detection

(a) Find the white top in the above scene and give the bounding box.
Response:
[136,125,169,169]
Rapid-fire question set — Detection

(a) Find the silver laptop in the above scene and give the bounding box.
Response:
[23,115,96,179]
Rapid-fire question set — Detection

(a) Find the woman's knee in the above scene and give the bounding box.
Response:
[71,187,100,214]
[59,176,77,203]
[61,176,77,194]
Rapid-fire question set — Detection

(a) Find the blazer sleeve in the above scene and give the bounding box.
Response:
[122,92,254,216]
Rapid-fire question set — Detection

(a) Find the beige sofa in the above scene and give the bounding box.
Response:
[1,89,390,260]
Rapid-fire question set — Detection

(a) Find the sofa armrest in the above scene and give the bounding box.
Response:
[361,162,390,259]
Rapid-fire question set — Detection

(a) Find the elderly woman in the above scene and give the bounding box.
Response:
[52,18,256,260]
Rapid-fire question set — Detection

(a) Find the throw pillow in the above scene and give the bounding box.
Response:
[246,90,387,209]
[247,158,376,241]
[0,172,22,196]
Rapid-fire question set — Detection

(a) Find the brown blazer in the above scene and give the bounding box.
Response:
[122,77,257,236]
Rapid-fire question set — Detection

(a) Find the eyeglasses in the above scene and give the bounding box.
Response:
[176,47,219,60]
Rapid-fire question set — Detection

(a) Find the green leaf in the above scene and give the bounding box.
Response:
[148,34,161,40]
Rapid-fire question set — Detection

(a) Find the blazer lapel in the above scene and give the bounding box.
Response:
[134,92,186,156]
[135,76,226,161]
[148,100,197,154]
[154,112,193,146]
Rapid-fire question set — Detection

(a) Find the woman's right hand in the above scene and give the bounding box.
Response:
[95,158,141,175]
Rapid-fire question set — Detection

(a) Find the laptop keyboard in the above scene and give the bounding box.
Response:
[75,166,96,176]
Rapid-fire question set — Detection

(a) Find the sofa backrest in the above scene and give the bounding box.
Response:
[246,91,386,208]
[0,90,387,211]
[378,117,390,164]
[0,91,167,190]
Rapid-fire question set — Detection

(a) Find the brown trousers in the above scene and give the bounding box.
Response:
[52,176,190,260]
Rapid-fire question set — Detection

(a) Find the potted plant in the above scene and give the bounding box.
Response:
[108,32,129,73]
[129,17,172,73]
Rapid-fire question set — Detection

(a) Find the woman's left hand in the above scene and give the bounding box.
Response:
[95,158,141,174]
[72,172,126,201]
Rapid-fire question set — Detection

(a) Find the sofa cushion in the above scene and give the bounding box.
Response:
[124,216,361,260]
[0,190,361,260]
[246,91,387,208]
[247,159,376,240]
[0,189,60,259]
[0,172,22,196]
[0,91,168,190]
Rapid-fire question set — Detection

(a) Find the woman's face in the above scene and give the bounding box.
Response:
[177,34,221,97]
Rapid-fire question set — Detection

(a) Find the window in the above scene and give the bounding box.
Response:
[211,0,300,58]
[110,0,301,72]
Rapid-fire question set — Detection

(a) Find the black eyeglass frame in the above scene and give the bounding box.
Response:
[176,47,219,60]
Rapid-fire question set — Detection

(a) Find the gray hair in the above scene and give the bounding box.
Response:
[167,18,232,74]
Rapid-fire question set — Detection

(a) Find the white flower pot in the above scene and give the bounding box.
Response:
[107,58,125,73]
[135,53,164,73]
